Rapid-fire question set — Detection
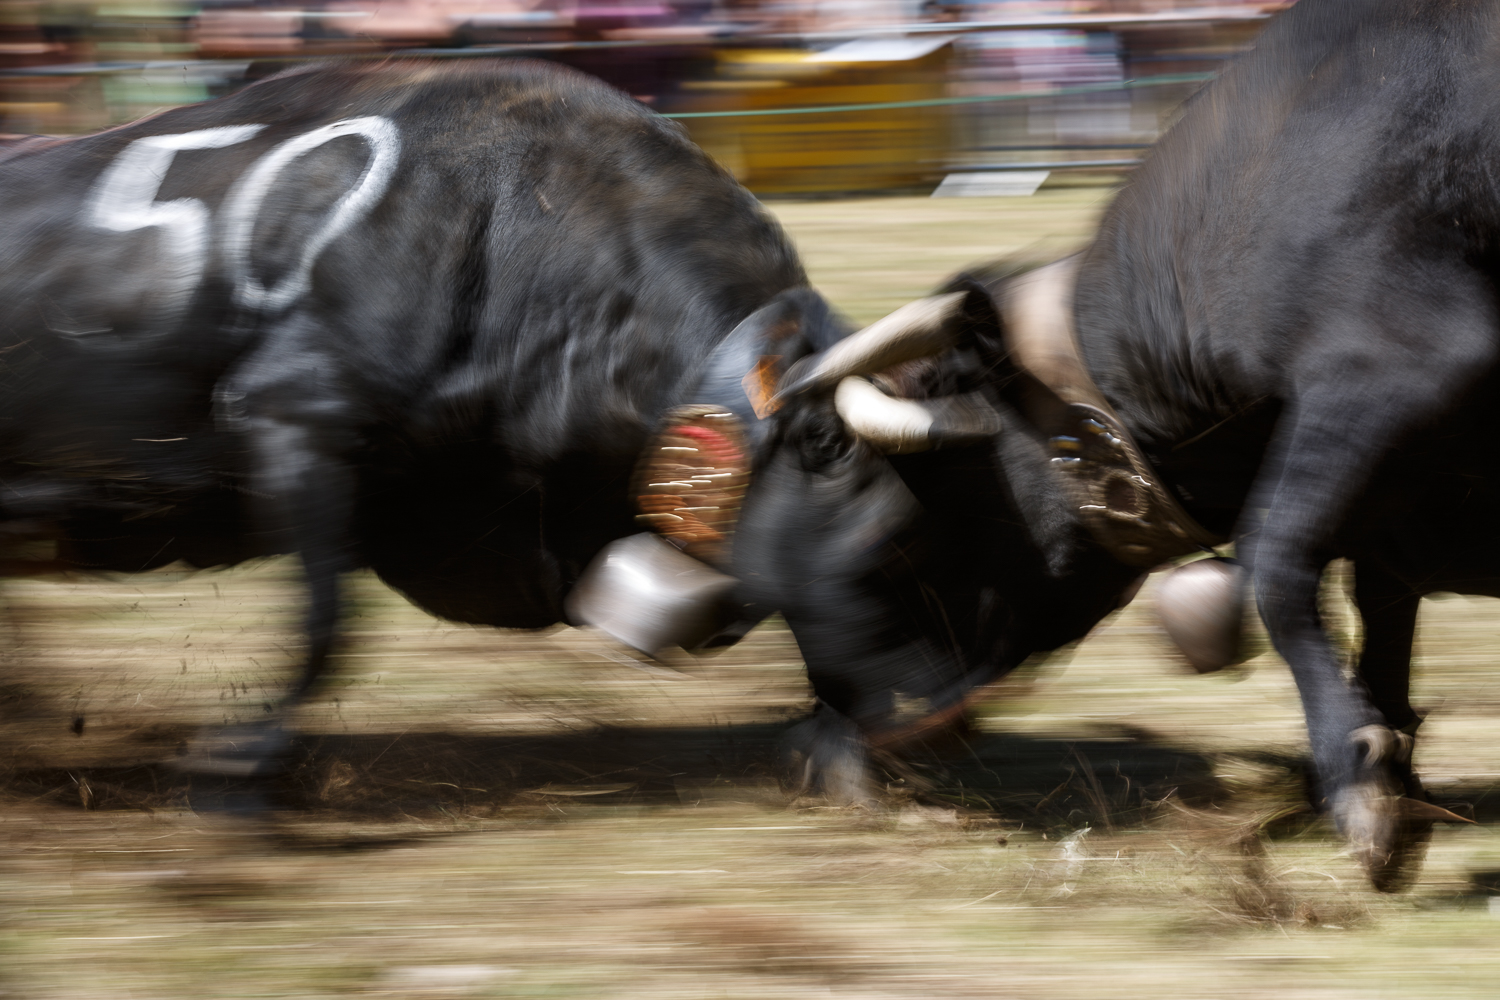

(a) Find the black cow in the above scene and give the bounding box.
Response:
[0,59,1021,791]
[1064,0,1500,887]
[795,0,1500,887]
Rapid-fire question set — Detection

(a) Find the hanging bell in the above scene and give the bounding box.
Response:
[566,533,738,656]
[1156,557,1248,674]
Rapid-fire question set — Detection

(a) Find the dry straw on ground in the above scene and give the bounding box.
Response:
[4,192,1500,999]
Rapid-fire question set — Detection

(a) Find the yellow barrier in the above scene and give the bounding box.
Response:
[667,38,953,196]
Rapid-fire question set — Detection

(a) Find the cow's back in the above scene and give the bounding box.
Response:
[1076,0,1500,444]
[0,61,804,599]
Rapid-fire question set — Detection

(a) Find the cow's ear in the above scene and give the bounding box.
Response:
[691,288,851,444]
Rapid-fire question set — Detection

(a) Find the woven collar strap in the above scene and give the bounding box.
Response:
[634,405,751,569]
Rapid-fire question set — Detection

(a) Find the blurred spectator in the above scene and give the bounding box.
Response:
[0,0,1283,187]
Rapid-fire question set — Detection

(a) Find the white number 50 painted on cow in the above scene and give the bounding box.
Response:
[86,116,400,320]
[87,124,268,322]
[222,116,401,313]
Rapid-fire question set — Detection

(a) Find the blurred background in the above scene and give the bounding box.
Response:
[0,0,1281,195]
[18,2,1500,998]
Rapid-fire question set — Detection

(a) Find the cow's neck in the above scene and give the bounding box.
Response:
[1071,238,1276,542]
[1001,257,1223,568]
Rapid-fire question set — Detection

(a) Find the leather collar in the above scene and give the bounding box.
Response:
[1001,257,1223,568]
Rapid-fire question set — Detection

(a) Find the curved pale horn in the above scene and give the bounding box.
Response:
[835,377,936,454]
[774,292,967,400]
[835,377,1005,454]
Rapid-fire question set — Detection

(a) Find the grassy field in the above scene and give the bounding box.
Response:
[6,188,1500,999]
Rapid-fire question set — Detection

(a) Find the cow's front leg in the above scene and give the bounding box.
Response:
[780,698,875,806]
[249,414,356,703]
[1251,520,1395,879]
[1242,273,1493,887]
[184,354,358,778]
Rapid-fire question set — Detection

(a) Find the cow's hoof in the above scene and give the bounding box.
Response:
[781,709,876,807]
[172,720,292,778]
[1330,781,1429,892]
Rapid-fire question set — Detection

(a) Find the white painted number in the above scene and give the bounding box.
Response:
[84,116,400,321]
[222,117,401,313]
[87,124,267,321]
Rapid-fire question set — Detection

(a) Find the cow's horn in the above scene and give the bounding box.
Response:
[774,292,968,400]
[835,378,1003,454]
[835,378,937,454]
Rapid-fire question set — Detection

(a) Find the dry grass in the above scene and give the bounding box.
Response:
[768,186,1113,323]
[4,191,1500,998]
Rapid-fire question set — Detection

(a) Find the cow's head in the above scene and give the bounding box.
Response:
[717,279,1144,742]
[570,271,1231,798]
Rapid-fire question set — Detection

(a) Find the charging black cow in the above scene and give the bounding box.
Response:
[0,60,1026,788]
[800,0,1500,887]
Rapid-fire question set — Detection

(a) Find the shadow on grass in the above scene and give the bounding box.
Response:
[5,720,1232,832]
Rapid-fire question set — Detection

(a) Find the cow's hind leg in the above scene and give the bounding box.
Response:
[1242,266,1494,888]
[1352,563,1422,743]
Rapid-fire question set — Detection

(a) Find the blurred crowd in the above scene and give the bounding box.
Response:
[0,0,1284,188]
[0,1,1280,63]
